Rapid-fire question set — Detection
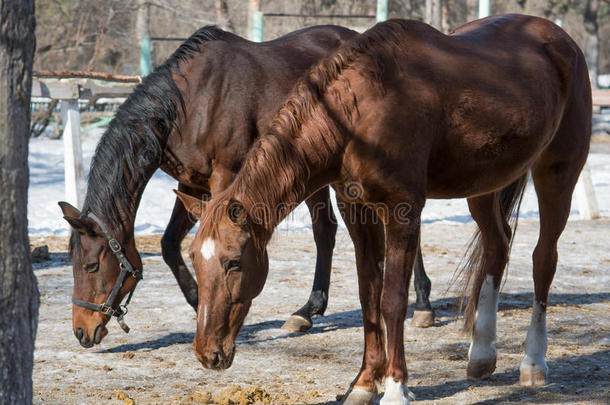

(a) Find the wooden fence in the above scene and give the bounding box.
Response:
[31,77,137,208]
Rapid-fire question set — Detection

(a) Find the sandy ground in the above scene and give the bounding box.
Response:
[30,219,609,404]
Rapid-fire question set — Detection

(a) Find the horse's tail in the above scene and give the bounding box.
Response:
[458,173,528,332]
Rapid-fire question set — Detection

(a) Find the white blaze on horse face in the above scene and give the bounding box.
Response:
[520,301,548,374]
[200,304,209,330]
[380,378,413,405]
[200,238,216,260]
[468,275,499,362]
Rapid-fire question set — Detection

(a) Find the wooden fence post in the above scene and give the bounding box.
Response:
[61,99,85,208]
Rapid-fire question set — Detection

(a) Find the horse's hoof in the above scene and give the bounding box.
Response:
[379,379,414,405]
[281,314,312,332]
[467,358,496,380]
[411,310,435,328]
[338,387,377,405]
[519,365,547,386]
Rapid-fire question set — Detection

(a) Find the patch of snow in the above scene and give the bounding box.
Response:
[28,135,610,236]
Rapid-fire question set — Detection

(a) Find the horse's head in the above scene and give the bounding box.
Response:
[59,202,142,348]
[176,190,269,370]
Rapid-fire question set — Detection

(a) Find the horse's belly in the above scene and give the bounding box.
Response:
[426,130,550,199]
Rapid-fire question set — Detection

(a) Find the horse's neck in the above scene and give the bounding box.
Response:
[234,108,344,235]
[86,157,158,238]
[122,161,160,233]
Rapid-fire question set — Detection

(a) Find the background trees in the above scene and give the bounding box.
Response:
[33,0,609,84]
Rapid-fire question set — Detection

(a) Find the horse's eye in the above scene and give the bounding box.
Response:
[84,262,99,273]
[224,260,240,272]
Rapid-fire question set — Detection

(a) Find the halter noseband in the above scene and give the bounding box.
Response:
[71,212,143,333]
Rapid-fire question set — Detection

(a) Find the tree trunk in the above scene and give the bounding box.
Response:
[583,0,599,89]
[466,0,477,22]
[135,0,150,42]
[0,1,39,404]
[441,0,450,33]
[215,0,234,32]
[426,0,442,29]
[136,0,153,70]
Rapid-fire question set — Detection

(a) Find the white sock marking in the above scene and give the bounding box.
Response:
[200,238,215,260]
[520,301,548,373]
[380,378,413,405]
[469,275,499,362]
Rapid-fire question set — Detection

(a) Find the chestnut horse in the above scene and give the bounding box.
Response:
[58,25,437,348]
[184,15,591,404]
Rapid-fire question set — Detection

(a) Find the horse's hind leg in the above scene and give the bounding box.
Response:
[519,107,590,387]
[412,245,435,327]
[282,186,337,332]
[466,193,511,380]
[161,183,203,311]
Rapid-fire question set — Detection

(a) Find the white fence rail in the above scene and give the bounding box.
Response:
[31,78,136,209]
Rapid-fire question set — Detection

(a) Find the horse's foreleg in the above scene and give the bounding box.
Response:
[161,183,202,311]
[377,205,422,405]
[282,186,337,332]
[411,244,435,327]
[337,200,385,405]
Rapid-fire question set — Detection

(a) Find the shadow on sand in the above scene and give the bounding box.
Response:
[99,291,608,354]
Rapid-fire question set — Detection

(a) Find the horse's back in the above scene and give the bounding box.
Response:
[167,25,357,189]
[264,25,357,51]
[341,15,589,199]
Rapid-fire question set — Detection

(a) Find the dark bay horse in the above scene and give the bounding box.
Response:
[184,15,591,404]
[58,25,436,348]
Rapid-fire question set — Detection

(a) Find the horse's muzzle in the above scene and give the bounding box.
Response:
[196,346,236,370]
[74,323,107,348]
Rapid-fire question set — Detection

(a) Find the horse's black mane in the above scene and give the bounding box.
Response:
[71,26,225,253]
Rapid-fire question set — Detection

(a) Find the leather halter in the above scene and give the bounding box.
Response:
[71,212,143,333]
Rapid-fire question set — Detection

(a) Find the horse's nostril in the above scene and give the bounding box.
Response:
[212,351,223,368]
[75,328,84,340]
[93,323,104,344]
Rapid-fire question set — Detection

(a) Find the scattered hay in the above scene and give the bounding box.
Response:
[193,391,213,403]
[182,391,212,403]
[114,390,135,404]
[114,391,129,400]
[212,385,272,405]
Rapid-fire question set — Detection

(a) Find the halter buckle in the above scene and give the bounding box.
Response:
[108,238,122,253]
[100,304,114,316]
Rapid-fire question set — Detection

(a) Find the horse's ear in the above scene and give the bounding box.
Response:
[58,201,81,218]
[63,216,96,235]
[174,189,206,218]
[227,199,247,226]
